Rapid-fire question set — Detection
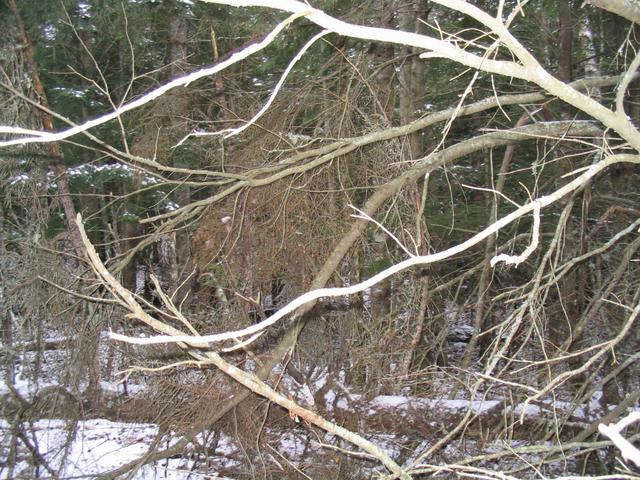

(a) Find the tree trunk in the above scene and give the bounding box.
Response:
[557,0,574,83]
[368,1,397,123]
[7,0,105,407]
[167,6,195,309]
[396,1,437,385]
[7,0,86,260]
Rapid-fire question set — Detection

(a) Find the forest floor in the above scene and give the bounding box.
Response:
[0,331,628,479]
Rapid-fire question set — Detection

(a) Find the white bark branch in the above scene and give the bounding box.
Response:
[200,0,640,150]
[598,404,640,467]
[0,12,306,148]
[583,0,640,24]
[74,215,408,478]
[490,201,540,267]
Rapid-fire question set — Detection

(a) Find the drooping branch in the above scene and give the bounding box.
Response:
[106,75,630,278]
[200,0,640,150]
[75,215,410,479]
[0,11,305,148]
[141,75,621,224]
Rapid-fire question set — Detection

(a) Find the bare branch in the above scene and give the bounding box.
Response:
[584,0,640,24]
[599,412,640,467]
[178,29,330,143]
[74,216,410,479]
[490,201,540,267]
[200,0,640,150]
[0,12,306,148]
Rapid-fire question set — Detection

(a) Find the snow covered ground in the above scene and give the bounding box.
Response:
[0,382,619,480]
[1,419,180,479]
[1,333,636,478]
[0,418,245,479]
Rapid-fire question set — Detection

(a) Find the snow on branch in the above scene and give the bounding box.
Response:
[599,411,640,467]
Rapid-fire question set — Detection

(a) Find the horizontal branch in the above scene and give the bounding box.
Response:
[203,0,527,76]
[142,75,621,224]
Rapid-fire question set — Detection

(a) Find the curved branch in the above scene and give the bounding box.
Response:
[142,75,622,225]
[0,12,305,148]
[75,215,409,479]
[202,0,640,149]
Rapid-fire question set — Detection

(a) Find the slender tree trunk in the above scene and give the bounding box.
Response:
[397,1,437,385]
[557,0,574,83]
[579,14,601,99]
[167,6,195,309]
[368,0,397,123]
[458,113,530,381]
[8,0,104,407]
[367,0,398,334]
[7,0,85,260]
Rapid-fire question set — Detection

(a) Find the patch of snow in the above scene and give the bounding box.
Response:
[99,380,145,396]
[371,395,411,409]
[513,402,542,417]
[244,358,256,372]
[299,383,315,407]
[313,372,328,391]
[335,397,352,411]
[324,389,336,412]
[369,395,500,415]
[9,173,30,185]
[0,418,199,480]
[278,431,307,458]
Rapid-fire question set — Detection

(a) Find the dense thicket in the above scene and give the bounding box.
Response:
[1,1,639,478]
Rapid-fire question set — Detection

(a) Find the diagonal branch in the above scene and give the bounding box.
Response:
[75,215,410,479]
[201,0,640,149]
[0,12,306,148]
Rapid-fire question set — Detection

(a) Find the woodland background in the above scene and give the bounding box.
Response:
[0,0,639,478]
